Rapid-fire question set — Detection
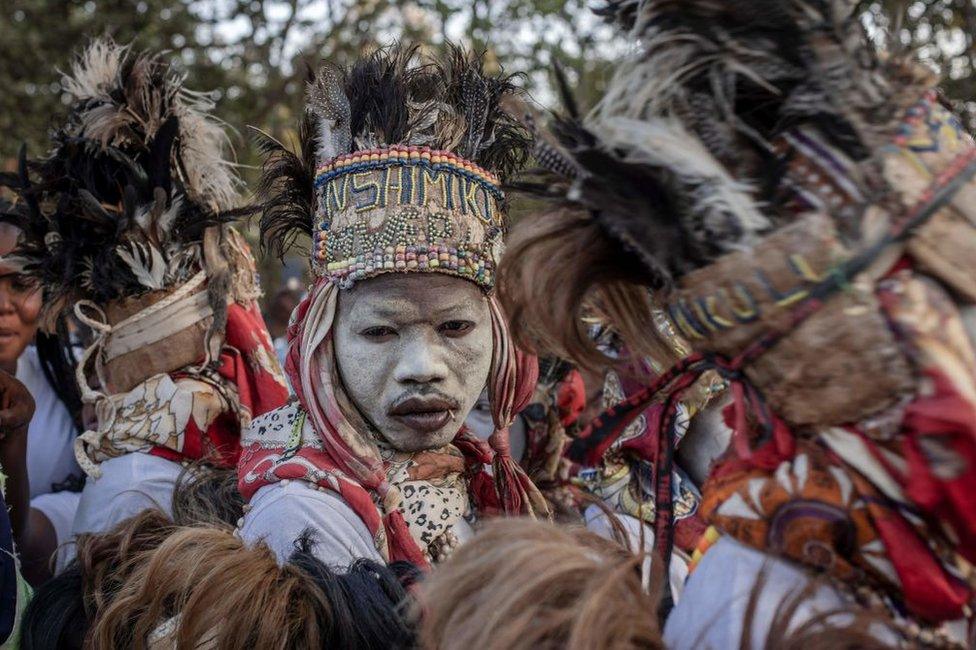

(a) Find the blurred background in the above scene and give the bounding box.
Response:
[0,0,974,296]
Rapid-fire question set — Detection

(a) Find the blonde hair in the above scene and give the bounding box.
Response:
[92,526,328,649]
[497,208,676,372]
[417,518,663,650]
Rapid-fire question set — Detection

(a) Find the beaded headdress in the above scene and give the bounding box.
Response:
[259,45,529,291]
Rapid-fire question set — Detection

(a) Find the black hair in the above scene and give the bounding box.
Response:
[287,532,418,649]
[20,563,86,650]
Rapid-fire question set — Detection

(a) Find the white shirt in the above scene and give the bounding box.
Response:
[16,346,81,499]
[57,453,184,570]
[663,537,864,649]
[240,480,383,566]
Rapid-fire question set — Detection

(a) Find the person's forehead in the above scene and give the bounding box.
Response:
[0,223,20,257]
[342,273,485,319]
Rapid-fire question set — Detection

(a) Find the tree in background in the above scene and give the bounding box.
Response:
[862,0,976,126]
[4,0,975,284]
[0,0,615,164]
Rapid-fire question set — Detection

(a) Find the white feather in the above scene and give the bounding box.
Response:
[116,242,167,289]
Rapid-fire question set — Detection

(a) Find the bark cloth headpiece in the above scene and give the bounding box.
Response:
[503,0,976,636]
[0,40,288,479]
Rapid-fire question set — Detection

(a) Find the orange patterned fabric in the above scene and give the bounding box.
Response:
[702,269,976,623]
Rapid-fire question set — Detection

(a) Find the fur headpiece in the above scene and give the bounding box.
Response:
[0,39,247,328]
[257,44,530,291]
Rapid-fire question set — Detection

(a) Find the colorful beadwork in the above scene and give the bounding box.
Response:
[315,145,502,191]
[310,145,505,291]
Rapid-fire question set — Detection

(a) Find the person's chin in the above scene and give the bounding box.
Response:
[0,338,24,368]
[381,419,460,452]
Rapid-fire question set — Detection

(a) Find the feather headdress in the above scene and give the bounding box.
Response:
[504,0,940,294]
[593,0,934,209]
[257,43,531,261]
[0,39,247,327]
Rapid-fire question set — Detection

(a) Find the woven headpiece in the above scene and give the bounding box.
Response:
[258,44,530,291]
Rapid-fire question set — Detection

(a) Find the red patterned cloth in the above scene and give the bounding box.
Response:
[703,270,976,623]
[150,300,291,468]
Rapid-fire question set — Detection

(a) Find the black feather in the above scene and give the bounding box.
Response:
[0,40,247,323]
[253,118,316,260]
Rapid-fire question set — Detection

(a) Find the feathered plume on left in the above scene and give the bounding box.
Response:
[0,38,250,330]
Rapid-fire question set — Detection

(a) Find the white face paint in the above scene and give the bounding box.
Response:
[334,273,493,452]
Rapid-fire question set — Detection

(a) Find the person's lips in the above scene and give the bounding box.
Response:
[0,328,18,344]
[388,396,458,434]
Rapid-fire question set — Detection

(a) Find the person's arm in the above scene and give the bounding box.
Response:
[0,368,34,539]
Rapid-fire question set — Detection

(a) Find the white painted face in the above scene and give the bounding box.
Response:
[334,273,493,452]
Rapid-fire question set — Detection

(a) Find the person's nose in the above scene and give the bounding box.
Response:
[393,334,449,386]
[0,285,16,315]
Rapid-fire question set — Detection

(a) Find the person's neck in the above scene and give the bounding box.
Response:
[0,358,17,375]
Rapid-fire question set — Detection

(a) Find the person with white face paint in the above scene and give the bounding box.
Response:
[237,45,547,568]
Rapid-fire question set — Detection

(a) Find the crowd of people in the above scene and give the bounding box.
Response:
[0,0,975,647]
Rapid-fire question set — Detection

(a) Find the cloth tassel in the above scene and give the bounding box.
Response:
[486,296,550,518]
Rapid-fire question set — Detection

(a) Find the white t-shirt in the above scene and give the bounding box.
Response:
[240,480,476,567]
[16,346,84,545]
[17,346,82,499]
[240,480,383,566]
[58,453,184,570]
[662,537,878,649]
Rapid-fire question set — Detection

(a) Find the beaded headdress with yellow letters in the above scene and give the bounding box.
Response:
[258,45,530,291]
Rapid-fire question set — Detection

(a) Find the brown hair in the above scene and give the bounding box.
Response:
[497,208,676,372]
[21,509,177,650]
[92,526,328,649]
[417,518,663,650]
[170,465,244,529]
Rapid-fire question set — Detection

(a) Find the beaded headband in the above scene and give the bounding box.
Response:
[312,144,505,291]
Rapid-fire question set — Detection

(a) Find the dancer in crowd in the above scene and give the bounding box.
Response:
[0,210,83,584]
[497,0,976,646]
[0,40,289,560]
[237,43,545,567]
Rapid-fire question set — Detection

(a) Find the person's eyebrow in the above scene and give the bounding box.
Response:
[356,300,478,322]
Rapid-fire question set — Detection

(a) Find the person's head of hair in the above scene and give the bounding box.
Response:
[20,563,86,650]
[170,464,244,528]
[93,526,417,649]
[20,509,177,650]
[418,518,663,650]
[497,208,675,373]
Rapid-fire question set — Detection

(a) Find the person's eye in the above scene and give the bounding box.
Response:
[10,277,35,293]
[438,320,474,338]
[360,326,397,342]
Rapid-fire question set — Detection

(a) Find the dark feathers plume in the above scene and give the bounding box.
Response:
[0,39,246,327]
[253,118,317,261]
[259,43,531,257]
